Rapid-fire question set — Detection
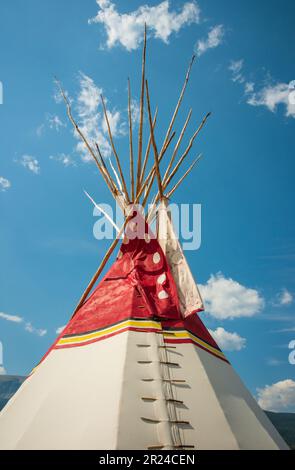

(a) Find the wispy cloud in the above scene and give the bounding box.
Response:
[54,72,138,163]
[101,108,125,137]
[275,327,295,333]
[74,72,127,161]
[49,153,76,167]
[257,379,295,412]
[0,176,11,192]
[248,82,295,118]
[36,123,45,137]
[77,73,101,116]
[20,155,40,174]
[270,288,294,308]
[89,0,200,51]
[209,327,246,351]
[262,313,295,322]
[47,114,66,131]
[56,325,66,335]
[53,84,71,105]
[229,59,295,118]
[0,312,23,323]
[199,273,264,320]
[25,322,47,337]
[0,311,47,337]
[130,98,141,126]
[36,113,66,138]
[229,59,245,83]
[278,289,293,306]
[195,24,224,57]
[244,82,254,94]
[75,73,110,161]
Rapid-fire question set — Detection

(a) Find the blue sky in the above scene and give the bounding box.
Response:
[0,0,295,412]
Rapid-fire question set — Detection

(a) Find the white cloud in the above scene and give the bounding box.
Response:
[25,322,47,337]
[0,176,11,192]
[195,24,224,57]
[209,327,246,351]
[53,85,71,105]
[77,73,101,117]
[48,114,66,131]
[228,59,245,83]
[0,312,46,337]
[50,153,76,167]
[257,379,295,412]
[244,81,254,94]
[74,72,126,161]
[101,108,125,136]
[271,288,294,308]
[199,273,264,319]
[130,98,141,126]
[0,366,6,375]
[20,155,40,174]
[36,114,65,139]
[54,73,132,162]
[56,325,66,335]
[0,312,23,323]
[75,73,110,161]
[278,288,293,306]
[247,82,295,118]
[89,0,200,51]
[229,60,295,119]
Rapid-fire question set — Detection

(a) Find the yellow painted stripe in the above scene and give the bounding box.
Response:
[163,330,225,359]
[57,319,162,346]
[56,320,224,360]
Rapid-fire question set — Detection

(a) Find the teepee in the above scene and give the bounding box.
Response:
[0,28,288,450]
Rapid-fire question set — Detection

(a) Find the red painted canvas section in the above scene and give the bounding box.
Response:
[42,214,217,355]
[64,218,180,336]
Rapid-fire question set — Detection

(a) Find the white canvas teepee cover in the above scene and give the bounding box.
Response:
[0,212,288,450]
